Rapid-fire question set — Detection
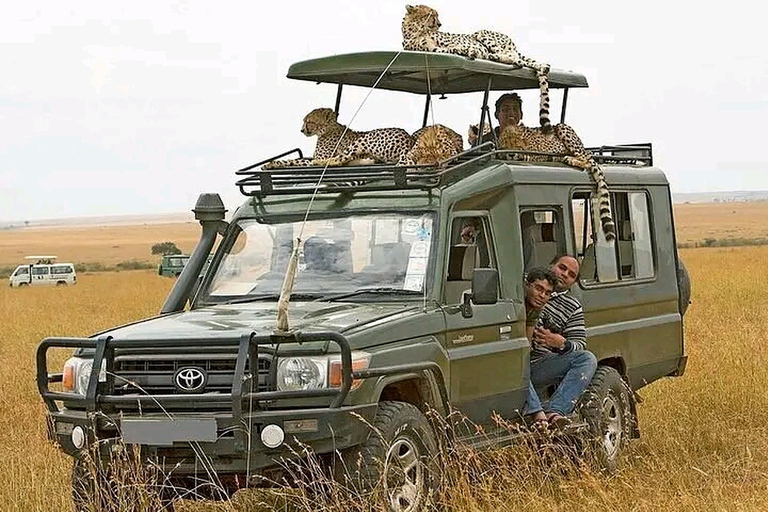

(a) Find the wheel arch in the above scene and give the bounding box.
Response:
[373,371,449,417]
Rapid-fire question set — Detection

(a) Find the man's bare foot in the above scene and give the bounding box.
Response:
[530,411,548,431]
[546,412,571,429]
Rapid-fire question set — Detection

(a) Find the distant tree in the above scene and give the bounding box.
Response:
[151,242,181,256]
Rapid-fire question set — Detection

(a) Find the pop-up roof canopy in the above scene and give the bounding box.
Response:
[286,51,588,94]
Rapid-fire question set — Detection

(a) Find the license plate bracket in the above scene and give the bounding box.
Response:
[122,418,217,446]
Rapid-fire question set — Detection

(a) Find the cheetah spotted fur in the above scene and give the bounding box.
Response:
[402,4,552,133]
[262,108,361,169]
[499,123,616,241]
[400,124,464,166]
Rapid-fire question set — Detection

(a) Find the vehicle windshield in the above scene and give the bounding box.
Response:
[202,213,434,302]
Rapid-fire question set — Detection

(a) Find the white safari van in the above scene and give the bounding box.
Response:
[9,256,77,287]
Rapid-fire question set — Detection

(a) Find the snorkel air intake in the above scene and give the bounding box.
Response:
[160,193,227,314]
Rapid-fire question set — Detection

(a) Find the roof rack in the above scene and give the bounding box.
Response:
[585,143,653,166]
[236,141,655,197]
[25,255,58,264]
[495,143,653,167]
[235,143,495,197]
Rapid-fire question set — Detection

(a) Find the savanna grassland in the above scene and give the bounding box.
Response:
[1,203,768,511]
[0,222,201,268]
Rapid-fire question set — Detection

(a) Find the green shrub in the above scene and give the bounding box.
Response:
[151,242,181,256]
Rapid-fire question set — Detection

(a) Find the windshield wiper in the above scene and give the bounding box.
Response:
[321,287,423,302]
[219,293,325,305]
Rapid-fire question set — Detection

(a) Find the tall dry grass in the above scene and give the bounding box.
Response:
[2,248,768,511]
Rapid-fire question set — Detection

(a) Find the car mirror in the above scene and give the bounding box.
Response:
[460,268,499,318]
[472,268,499,305]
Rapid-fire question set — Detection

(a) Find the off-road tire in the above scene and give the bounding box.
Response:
[339,401,438,512]
[577,366,634,473]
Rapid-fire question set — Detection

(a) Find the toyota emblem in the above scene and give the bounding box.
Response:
[174,367,207,393]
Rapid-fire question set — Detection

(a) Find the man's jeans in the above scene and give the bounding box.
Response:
[525,350,597,416]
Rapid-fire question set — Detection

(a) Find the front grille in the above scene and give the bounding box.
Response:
[110,353,272,407]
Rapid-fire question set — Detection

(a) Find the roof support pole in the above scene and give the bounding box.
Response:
[476,76,493,145]
[422,94,431,128]
[560,87,569,124]
[334,83,343,115]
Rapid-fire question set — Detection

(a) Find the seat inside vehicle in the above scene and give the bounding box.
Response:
[444,243,477,304]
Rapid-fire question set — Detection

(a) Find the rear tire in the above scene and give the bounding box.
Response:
[577,366,633,473]
[677,257,692,316]
[339,401,438,512]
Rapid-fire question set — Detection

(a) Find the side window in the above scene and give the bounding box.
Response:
[520,209,563,271]
[572,190,654,284]
[14,266,29,276]
[443,216,494,304]
[32,266,50,276]
[615,192,654,279]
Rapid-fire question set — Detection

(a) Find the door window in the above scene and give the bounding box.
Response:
[520,209,563,271]
[443,216,494,304]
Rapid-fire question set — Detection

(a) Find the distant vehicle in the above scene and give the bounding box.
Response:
[9,256,77,287]
[158,254,190,277]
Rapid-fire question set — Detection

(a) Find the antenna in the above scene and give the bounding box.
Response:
[274,52,403,335]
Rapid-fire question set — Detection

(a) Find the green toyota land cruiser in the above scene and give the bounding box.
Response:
[36,51,690,510]
[158,254,190,277]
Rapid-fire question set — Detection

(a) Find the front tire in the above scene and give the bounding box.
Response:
[578,366,633,473]
[340,401,438,512]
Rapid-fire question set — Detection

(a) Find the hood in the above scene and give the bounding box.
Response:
[102,301,424,345]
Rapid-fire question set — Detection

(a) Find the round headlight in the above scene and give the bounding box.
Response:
[276,357,326,391]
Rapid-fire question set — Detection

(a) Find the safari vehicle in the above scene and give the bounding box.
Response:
[158,254,191,277]
[10,256,76,287]
[36,51,690,509]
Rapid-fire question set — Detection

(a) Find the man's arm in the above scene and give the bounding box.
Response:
[533,294,586,353]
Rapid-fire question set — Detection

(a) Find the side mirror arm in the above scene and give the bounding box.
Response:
[460,291,474,318]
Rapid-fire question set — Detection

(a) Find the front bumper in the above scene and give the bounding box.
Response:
[49,403,379,474]
[38,331,373,474]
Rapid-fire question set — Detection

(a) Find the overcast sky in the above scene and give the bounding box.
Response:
[2,0,766,222]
